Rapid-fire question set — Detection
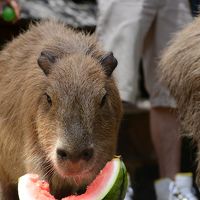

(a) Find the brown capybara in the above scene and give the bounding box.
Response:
[0,20,122,199]
[158,16,200,185]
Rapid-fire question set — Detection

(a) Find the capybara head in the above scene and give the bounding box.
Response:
[159,16,200,185]
[0,20,122,198]
[36,50,120,182]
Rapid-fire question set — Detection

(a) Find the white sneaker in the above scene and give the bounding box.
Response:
[124,174,134,200]
[124,185,134,200]
[170,173,198,200]
[155,173,198,200]
[155,178,173,200]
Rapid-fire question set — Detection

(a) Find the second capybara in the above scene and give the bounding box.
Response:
[0,20,122,199]
[159,16,200,185]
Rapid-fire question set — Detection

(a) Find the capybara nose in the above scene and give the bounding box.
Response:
[56,148,94,162]
[56,148,68,160]
[81,148,94,161]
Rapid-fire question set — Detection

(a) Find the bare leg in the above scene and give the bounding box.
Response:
[150,107,181,179]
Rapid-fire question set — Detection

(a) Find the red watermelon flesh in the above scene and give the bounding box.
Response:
[18,174,55,200]
[18,158,124,200]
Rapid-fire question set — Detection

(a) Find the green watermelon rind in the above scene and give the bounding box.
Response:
[94,157,121,200]
[102,158,128,200]
[120,161,129,199]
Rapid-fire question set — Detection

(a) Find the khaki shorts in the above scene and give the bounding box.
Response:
[96,0,192,107]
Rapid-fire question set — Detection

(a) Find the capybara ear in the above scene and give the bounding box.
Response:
[37,50,57,75]
[100,52,118,77]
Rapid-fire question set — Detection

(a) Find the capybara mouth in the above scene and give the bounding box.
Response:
[54,154,96,182]
[45,164,97,199]
[54,161,98,186]
[61,166,95,177]
[58,164,96,180]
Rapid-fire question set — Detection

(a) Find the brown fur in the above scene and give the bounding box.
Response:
[159,16,200,185]
[0,20,122,199]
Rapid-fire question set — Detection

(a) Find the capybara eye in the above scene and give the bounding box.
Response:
[100,94,107,107]
[44,93,52,106]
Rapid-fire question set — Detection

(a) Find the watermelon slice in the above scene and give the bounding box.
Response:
[18,157,128,200]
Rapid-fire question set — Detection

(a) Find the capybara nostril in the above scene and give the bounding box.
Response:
[81,148,94,161]
[56,148,68,160]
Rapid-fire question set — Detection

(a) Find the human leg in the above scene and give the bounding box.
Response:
[143,0,192,178]
[150,107,180,179]
[143,0,195,199]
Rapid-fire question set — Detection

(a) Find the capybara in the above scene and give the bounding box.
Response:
[159,16,200,185]
[0,20,122,199]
